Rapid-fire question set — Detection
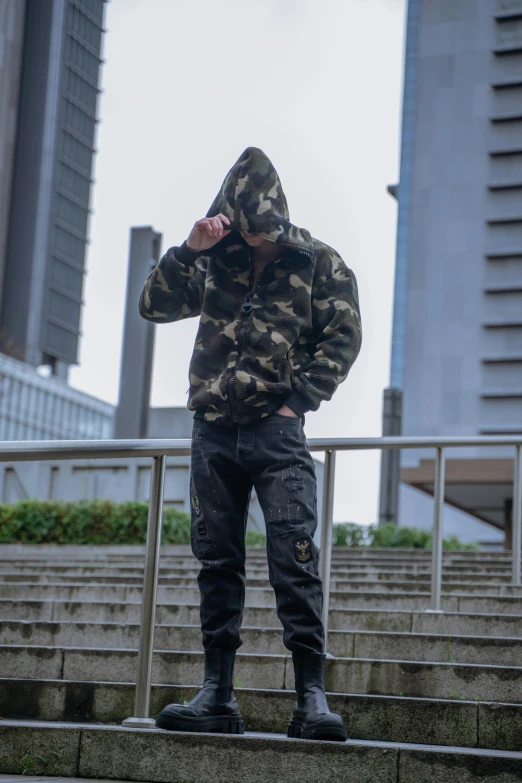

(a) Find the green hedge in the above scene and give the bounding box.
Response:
[333,522,480,551]
[0,499,266,547]
[0,499,191,545]
[0,500,479,551]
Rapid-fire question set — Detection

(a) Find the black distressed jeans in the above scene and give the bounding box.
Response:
[189,410,324,654]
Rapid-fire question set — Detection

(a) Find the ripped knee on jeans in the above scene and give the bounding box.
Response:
[281,464,305,494]
[191,514,215,559]
[266,519,307,540]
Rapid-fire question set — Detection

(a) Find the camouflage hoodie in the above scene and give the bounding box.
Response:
[139,146,362,426]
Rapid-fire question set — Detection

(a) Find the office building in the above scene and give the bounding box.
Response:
[384,0,522,544]
[0,0,107,376]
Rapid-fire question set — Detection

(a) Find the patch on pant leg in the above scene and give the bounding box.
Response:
[190,475,201,516]
[191,492,201,516]
[294,537,312,563]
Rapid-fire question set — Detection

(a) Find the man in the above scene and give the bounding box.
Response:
[139,146,362,741]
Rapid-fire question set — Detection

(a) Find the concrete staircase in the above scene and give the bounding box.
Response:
[1,544,522,782]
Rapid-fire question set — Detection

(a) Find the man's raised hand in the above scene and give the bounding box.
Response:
[186,214,231,252]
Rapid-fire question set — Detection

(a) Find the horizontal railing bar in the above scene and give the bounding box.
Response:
[307,435,522,452]
[0,435,521,462]
[0,439,192,462]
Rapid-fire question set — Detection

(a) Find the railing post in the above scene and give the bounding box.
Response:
[428,447,446,612]
[123,454,166,728]
[512,445,522,586]
[320,449,336,655]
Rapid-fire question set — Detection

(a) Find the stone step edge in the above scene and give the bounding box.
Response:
[4,676,521,710]
[4,678,522,753]
[5,716,522,755]
[0,575,518,583]
[6,599,522,630]
[0,561,512,577]
[4,718,522,758]
[6,582,522,600]
[3,597,522,620]
[2,618,522,646]
[1,719,521,783]
[4,644,522,674]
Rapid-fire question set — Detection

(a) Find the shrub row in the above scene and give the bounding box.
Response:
[0,499,266,547]
[333,522,481,551]
[0,500,480,551]
[0,500,192,545]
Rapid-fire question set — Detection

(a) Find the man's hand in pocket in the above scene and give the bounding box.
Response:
[276,404,299,418]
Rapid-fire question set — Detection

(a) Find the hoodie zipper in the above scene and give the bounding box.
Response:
[228,249,255,422]
[227,245,313,423]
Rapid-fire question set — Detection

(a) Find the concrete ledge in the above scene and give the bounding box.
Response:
[0,721,397,783]
[399,746,522,782]
[1,721,522,782]
[0,724,81,777]
[78,727,381,783]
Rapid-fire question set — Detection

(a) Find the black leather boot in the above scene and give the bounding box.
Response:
[155,649,244,734]
[287,652,347,741]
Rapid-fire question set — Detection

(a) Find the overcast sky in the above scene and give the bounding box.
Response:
[69,0,406,525]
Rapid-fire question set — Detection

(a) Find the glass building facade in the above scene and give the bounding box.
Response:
[0,353,114,441]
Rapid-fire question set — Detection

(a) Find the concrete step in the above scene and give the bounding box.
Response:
[2,646,522,702]
[0,549,512,569]
[2,678,522,751]
[1,720,521,782]
[0,554,512,573]
[0,569,518,586]
[4,599,522,637]
[0,560,516,575]
[1,557,520,575]
[4,582,522,613]
[2,620,522,665]
[0,544,517,562]
[1,574,521,594]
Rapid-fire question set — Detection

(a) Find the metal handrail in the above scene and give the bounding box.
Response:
[1,434,521,728]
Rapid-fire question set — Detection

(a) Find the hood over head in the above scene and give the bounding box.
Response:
[205,147,314,257]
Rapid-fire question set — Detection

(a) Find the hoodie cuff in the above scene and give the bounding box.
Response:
[284,391,312,417]
[173,240,202,265]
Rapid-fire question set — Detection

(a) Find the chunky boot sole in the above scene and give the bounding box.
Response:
[287,717,347,742]
[155,711,244,734]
